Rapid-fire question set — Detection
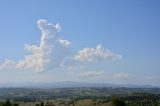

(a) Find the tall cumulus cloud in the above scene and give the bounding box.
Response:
[0,19,121,73]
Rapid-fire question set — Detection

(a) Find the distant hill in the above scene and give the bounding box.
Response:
[0,81,158,88]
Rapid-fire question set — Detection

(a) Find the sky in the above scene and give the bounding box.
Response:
[0,0,160,86]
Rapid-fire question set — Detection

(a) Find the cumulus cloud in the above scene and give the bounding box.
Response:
[0,19,71,72]
[61,44,122,70]
[78,71,104,78]
[0,19,122,73]
[16,19,72,72]
[74,44,121,62]
[113,73,129,78]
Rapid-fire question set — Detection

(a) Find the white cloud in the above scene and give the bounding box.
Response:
[0,19,71,72]
[145,76,160,80]
[61,44,122,70]
[74,44,121,62]
[113,73,129,78]
[0,59,16,71]
[59,40,71,47]
[78,71,104,78]
[16,19,72,72]
[0,19,122,73]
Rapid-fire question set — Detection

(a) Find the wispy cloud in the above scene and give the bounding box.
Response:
[0,59,16,71]
[145,76,160,80]
[78,71,104,78]
[113,73,129,79]
[59,40,71,47]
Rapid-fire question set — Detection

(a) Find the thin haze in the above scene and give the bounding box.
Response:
[0,0,160,86]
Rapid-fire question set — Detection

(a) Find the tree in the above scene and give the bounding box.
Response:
[35,103,40,106]
[3,100,11,106]
[40,102,44,106]
[112,98,126,106]
[13,103,19,106]
[45,101,50,106]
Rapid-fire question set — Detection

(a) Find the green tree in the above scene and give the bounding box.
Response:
[35,103,40,106]
[40,102,44,106]
[112,98,126,106]
[3,100,11,106]
[13,103,19,106]
[45,101,50,106]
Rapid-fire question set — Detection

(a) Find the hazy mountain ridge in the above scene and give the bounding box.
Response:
[0,81,158,88]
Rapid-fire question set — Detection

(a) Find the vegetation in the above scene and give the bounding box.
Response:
[0,88,160,106]
[112,98,126,106]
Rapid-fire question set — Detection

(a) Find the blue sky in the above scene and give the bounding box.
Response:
[0,0,160,86]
